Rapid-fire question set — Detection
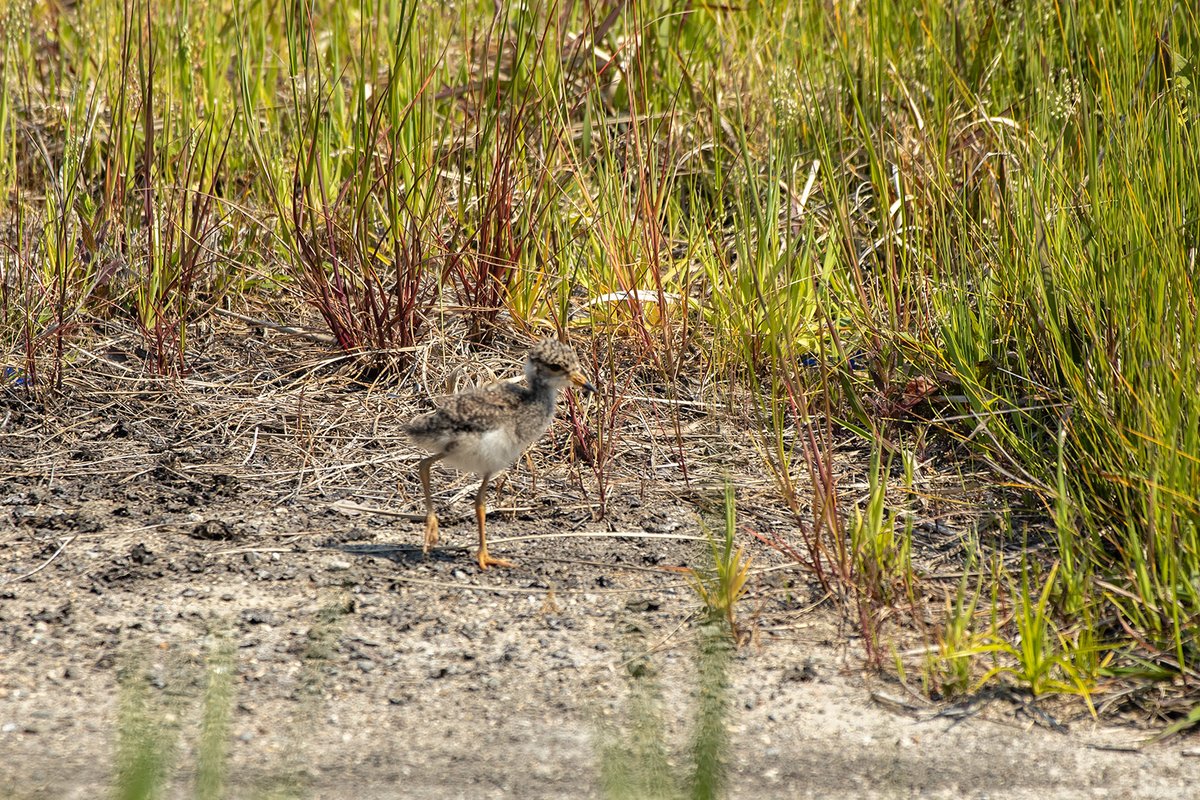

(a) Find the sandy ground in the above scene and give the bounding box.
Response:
[2,335,1198,798]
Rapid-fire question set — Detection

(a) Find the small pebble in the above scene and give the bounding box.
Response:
[328,561,351,571]
[358,660,375,672]
[239,732,254,741]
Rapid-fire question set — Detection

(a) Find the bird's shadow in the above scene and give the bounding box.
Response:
[335,542,469,568]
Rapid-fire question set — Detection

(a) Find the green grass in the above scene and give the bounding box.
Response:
[195,630,236,800]
[4,0,1200,721]
[597,617,734,800]
[110,627,236,800]
[112,659,181,800]
[104,601,355,800]
[686,482,753,642]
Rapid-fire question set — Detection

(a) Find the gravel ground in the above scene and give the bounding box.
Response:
[2,333,1197,798]
[3,489,1197,799]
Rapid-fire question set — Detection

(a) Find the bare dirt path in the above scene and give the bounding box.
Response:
[2,338,1196,798]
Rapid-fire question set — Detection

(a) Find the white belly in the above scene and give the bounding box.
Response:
[443,427,537,476]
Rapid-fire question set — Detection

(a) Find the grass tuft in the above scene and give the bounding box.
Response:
[687,482,753,642]
[597,616,735,800]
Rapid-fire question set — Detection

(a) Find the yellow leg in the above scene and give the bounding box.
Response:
[418,455,444,554]
[475,474,512,570]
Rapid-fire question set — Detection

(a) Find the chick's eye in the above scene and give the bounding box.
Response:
[547,364,565,373]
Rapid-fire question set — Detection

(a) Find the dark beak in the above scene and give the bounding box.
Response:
[569,370,597,394]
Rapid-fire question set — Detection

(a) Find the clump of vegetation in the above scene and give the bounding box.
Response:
[687,483,753,642]
[112,660,181,800]
[106,600,353,799]
[597,618,734,800]
[111,627,235,800]
[599,485,744,800]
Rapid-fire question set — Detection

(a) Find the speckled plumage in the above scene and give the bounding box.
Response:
[404,339,595,570]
